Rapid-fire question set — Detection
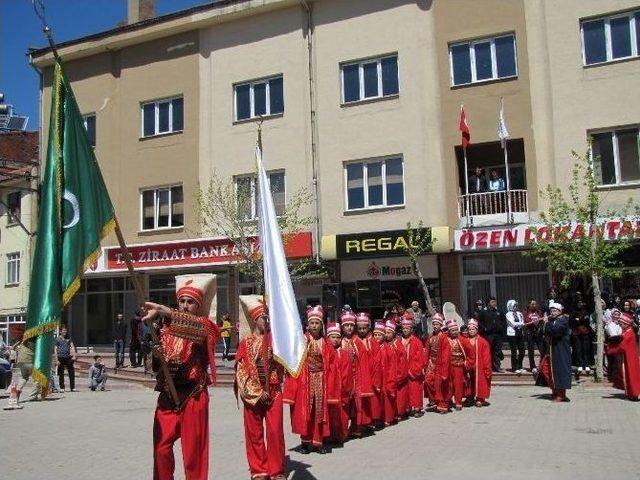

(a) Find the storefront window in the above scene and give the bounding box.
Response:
[463,255,493,275]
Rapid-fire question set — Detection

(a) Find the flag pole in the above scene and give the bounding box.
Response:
[33,2,181,408]
[463,146,471,227]
[113,221,181,408]
[500,98,512,223]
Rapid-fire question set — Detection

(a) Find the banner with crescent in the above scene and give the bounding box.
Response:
[23,60,116,393]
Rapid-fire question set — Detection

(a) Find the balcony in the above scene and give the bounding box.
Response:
[458,189,529,227]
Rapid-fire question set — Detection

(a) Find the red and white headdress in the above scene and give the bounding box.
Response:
[356,312,371,326]
[239,295,267,339]
[373,322,386,334]
[446,319,459,331]
[307,305,324,322]
[467,319,479,330]
[401,314,414,327]
[326,322,341,337]
[431,313,444,325]
[340,311,356,325]
[175,274,217,317]
[385,320,397,332]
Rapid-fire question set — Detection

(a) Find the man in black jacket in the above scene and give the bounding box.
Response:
[113,313,127,369]
[129,311,143,368]
[479,297,505,372]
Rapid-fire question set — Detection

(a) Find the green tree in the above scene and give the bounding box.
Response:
[528,149,639,382]
[403,221,436,316]
[197,171,321,294]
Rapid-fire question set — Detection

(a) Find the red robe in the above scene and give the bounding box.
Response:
[153,311,219,480]
[393,338,409,417]
[283,335,340,446]
[342,336,373,433]
[362,334,383,422]
[402,335,426,412]
[424,331,450,411]
[381,342,398,425]
[235,333,285,478]
[329,347,354,443]
[461,335,492,401]
[447,336,467,408]
[606,328,640,399]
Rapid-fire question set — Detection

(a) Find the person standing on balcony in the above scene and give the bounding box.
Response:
[468,167,486,194]
[487,169,506,192]
[478,297,505,373]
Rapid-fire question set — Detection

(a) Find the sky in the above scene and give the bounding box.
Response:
[0,0,212,129]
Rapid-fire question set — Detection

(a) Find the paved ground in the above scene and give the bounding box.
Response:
[1,382,639,480]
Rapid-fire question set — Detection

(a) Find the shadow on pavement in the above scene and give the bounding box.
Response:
[287,455,318,480]
[530,393,553,401]
[601,393,628,400]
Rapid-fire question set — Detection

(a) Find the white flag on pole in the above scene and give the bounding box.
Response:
[256,144,306,376]
[498,97,510,150]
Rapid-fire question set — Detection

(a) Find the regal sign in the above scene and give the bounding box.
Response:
[336,229,431,259]
[454,219,640,251]
[87,232,312,273]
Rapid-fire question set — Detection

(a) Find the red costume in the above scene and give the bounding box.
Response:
[445,320,467,409]
[424,315,450,412]
[393,337,409,418]
[235,319,285,479]
[356,312,381,424]
[152,274,219,480]
[341,312,373,435]
[283,333,340,447]
[401,316,426,414]
[325,323,353,443]
[461,320,492,404]
[381,321,399,425]
[605,314,640,400]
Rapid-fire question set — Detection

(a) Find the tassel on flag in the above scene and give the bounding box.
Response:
[498,97,510,150]
[459,105,470,149]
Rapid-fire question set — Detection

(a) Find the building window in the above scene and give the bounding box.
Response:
[6,191,21,225]
[141,96,184,137]
[591,127,640,186]
[6,252,20,285]
[234,76,284,121]
[140,185,184,230]
[83,113,96,147]
[582,10,640,65]
[235,171,285,220]
[344,157,404,211]
[341,54,399,104]
[449,34,517,86]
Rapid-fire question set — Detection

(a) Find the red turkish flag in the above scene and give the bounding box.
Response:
[459,106,470,149]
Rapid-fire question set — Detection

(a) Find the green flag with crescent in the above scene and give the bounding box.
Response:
[23,60,115,392]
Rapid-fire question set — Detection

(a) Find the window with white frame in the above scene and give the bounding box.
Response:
[591,127,640,186]
[234,76,284,121]
[341,54,399,104]
[83,113,96,147]
[141,185,184,230]
[6,252,20,285]
[235,171,285,220]
[6,191,21,225]
[141,96,184,137]
[449,34,517,86]
[582,10,640,65]
[345,157,404,211]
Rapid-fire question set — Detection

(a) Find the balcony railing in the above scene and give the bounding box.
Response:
[457,189,529,227]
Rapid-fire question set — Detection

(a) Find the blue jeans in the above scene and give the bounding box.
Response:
[114,340,125,368]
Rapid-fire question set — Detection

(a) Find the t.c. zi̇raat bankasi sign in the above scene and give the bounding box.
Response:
[88,232,312,272]
[336,229,431,259]
[454,219,640,251]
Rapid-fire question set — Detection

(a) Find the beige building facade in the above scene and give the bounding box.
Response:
[29,0,640,344]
